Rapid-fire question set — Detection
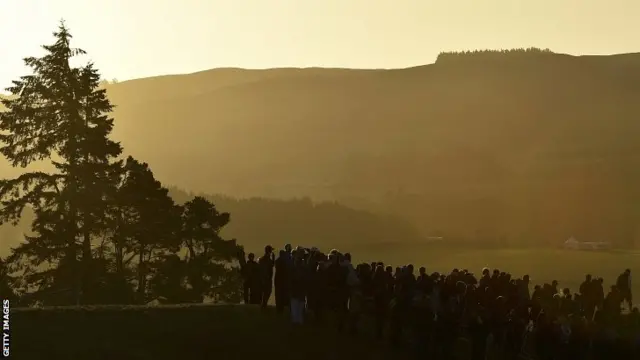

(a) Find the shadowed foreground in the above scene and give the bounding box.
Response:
[11,304,406,360]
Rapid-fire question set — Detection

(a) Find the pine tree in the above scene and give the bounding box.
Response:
[181,197,240,302]
[110,156,182,304]
[0,21,122,304]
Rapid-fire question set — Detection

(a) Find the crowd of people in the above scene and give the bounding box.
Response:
[239,244,639,360]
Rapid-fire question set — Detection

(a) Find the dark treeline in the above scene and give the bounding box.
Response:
[0,188,426,258]
[0,22,242,307]
[168,187,425,251]
[436,47,556,63]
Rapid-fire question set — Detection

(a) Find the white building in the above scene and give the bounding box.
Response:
[563,236,611,250]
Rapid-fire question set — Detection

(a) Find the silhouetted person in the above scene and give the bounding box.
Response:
[585,277,605,317]
[568,312,590,360]
[617,269,632,310]
[357,263,374,333]
[290,252,307,325]
[604,285,622,316]
[342,252,361,334]
[468,298,490,360]
[479,267,491,290]
[283,244,294,272]
[258,245,275,309]
[326,252,348,332]
[580,274,596,317]
[580,274,592,296]
[274,249,291,313]
[372,264,389,340]
[240,251,261,304]
[551,280,559,295]
[306,248,324,323]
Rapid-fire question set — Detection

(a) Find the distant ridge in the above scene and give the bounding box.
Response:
[3,48,640,247]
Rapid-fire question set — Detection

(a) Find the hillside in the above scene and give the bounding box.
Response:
[12,305,406,360]
[3,49,640,246]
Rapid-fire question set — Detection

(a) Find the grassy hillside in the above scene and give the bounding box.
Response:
[11,304,405,360]
[3,49,640,245]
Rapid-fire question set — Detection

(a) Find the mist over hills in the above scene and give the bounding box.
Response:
[3,49,640,247]
[0,187,424,257]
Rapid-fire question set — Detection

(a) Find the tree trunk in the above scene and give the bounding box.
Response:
[114,214,125,276]
[115,237,124,275]
[136,247,146,303]
[81,221,93,304]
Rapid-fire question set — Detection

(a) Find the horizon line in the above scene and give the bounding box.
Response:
[3,49,640,94]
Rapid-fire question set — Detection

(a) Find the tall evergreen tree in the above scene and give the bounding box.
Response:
[0,21,122,304]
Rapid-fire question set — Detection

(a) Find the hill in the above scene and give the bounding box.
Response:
[0,188,424,257]
[3,48,640,246]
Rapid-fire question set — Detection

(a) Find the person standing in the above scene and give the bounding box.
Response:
[617,269,632,310]
[274,250,291,313]
[326,252,349,332]
[258,245,276,309]
[284,244,293,266]
[238,249,261,304]
[290,250,307,325]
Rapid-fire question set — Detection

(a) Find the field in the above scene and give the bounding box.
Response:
[331,245,640,297]
[11,304,409,360]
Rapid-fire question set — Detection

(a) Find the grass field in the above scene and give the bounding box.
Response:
[337,245,640,298]
[11,304,410,360]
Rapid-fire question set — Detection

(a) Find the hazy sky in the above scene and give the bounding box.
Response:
[1,0,639,90]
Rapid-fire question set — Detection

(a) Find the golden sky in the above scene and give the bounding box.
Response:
[1,0,638,89]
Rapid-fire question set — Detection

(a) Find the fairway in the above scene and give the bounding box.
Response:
[342,245,640,297]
